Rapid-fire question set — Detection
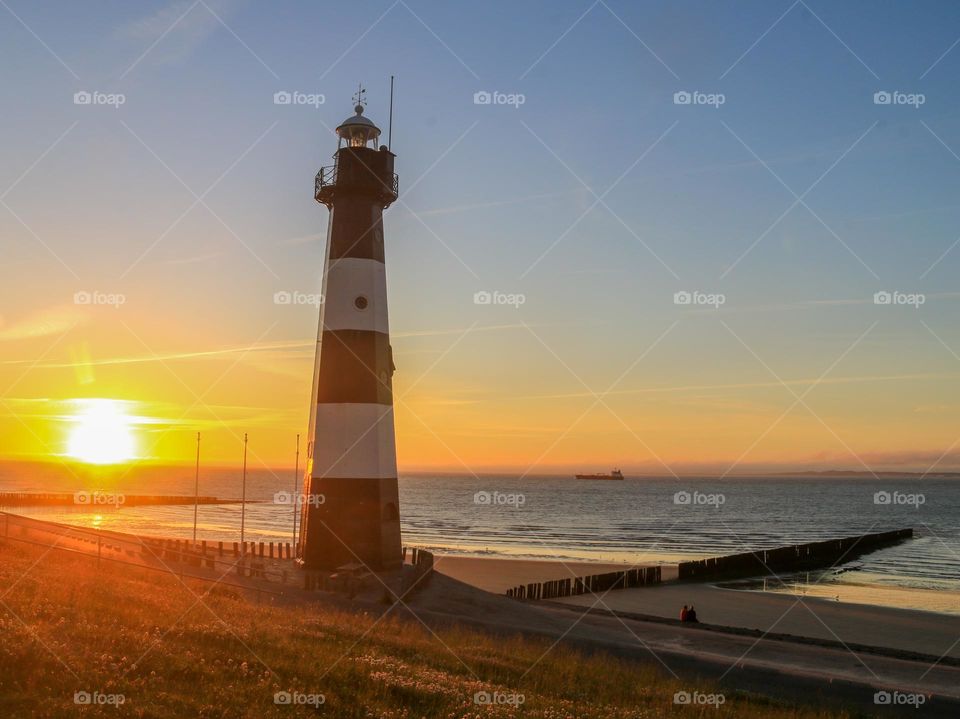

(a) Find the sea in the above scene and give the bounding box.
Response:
[2,461,958,614]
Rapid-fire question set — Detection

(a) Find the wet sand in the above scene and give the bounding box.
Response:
[432,555,649,593]
[435,554,960,659]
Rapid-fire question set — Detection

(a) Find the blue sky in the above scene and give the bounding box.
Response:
[2,0,960,471]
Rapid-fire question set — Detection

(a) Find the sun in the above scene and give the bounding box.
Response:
[67,399,138,465]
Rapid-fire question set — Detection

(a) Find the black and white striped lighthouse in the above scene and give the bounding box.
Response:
[298,89,402,571]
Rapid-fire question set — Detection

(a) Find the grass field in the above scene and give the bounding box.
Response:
[0,536,849,717]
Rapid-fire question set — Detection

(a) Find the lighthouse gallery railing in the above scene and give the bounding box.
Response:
[315,165,399,203]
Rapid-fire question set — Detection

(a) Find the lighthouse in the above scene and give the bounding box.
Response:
[298,88,402,571]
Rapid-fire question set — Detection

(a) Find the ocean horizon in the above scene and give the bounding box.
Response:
[3,460,957,615]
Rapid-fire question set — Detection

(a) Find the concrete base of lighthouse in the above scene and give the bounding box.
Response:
[298,476,402,571]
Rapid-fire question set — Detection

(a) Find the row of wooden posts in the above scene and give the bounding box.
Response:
[405,546,434,570]
[400,546,435,595]
[676,528,914,581]
[0,493,224,507]
[141,537,295,561]
[507,565,662,600]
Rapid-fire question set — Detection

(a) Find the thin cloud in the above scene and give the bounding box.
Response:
[0,339,312,367]
[0,305,87,342]
[160,250,225,266]
[278,232,325,247]
[117,0,238,66]
[413,188,590,217]
[442,372,960,405]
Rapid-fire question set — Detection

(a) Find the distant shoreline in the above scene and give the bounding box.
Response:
[767,470,960,478]
[2,458,960,479]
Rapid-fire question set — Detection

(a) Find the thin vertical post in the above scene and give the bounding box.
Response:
[388,75,394,150]
[193,432,200,544]
[240,433,248,550]
[293,433,300,549]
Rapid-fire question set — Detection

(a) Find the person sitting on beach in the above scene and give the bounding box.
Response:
[686,605,699,623]
[680,605,689,622]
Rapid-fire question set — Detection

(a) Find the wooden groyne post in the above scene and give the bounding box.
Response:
[675,528,913,582]
[506,565,661,601]
[505,528,912,601]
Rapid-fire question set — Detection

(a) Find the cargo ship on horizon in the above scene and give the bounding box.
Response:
[575,469,624,480]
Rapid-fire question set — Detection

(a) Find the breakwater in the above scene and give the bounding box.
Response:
[506,566,662,600]
[0,492,242,507]
[505,529,914,601]
[677,528,913,581]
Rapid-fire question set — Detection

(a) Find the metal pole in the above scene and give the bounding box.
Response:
[193,432,200,544]
[293,433,300,549]
[240,433,248,551]
[388,75,394,150]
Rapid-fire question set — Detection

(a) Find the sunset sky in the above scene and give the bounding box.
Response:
[2,0,959,475]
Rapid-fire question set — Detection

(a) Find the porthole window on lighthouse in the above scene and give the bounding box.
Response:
[354,295,369,310]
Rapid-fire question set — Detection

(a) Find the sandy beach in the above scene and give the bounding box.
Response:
[435,554,960,659]
[412,568,960,714]
[431,554,654,592]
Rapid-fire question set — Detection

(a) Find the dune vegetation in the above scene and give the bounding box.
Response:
[0,536,848,718]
